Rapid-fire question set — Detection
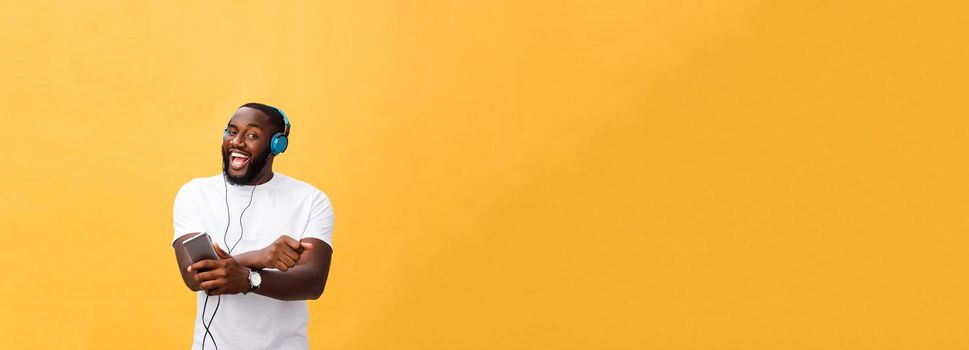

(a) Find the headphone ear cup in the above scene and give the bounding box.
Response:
[270,133,289,155]
[223,128,228,138]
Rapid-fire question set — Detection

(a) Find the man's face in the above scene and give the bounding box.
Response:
[222,107,276,185]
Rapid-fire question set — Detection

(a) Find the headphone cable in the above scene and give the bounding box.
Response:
[201,171,258,350]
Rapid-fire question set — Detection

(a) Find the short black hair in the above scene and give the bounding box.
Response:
[239,102,288,136]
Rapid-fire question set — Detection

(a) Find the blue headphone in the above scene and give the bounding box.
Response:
[223,106,292,156]
[269,108,291,155]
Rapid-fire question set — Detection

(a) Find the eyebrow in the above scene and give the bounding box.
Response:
[226,123,263,129]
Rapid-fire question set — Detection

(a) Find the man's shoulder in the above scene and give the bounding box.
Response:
[273,173,327,196]
[275,172,327,198]
[173,174,222,206]
[179,173,224,190]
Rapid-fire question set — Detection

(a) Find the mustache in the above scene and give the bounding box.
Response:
[221,147,270,185]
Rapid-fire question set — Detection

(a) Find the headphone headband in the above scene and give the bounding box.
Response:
[275,107,292,137]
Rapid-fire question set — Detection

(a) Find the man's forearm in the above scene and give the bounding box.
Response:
[184,238,332,300]
[252,264,329,301]
[232,242,332,301]
[233,251,263,269]
[173,233,202,291]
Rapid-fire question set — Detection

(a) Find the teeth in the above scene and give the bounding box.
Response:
[231,152,249,159]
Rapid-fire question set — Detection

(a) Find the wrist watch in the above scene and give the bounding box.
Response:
[245,268,262,295]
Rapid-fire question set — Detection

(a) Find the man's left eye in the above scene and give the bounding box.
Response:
[247,134,257,139]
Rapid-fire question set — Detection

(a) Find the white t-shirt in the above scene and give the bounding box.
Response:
[172,172,334,350]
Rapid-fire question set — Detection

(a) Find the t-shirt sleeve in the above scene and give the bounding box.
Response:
[173,181,205,244]
[302,191,335,249]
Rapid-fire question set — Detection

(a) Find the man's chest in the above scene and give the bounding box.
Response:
[196,192,312,253]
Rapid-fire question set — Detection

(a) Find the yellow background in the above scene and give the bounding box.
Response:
[1,1,967,349]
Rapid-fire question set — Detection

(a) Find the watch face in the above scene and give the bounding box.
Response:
[250,270,262,286]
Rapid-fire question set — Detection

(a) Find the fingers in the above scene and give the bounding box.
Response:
[213,243,230,259]
[274,260,292,272]
[260,235,309,272]
[272,237,301,260]
[278,254,296,268]
[267,243,299,262]
[282,246,300,261]
[188,259,219,272]
[279,236,301,250]
[271,247,298,270]
[199,278,226,293]
[194,269,227,283]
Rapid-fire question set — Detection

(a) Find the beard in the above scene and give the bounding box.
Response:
[222,147,270,186]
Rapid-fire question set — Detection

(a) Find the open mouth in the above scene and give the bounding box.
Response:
[229,150,251,170]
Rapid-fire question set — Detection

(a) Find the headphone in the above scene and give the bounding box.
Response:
[270,108,291,155]
[223,106,292,156]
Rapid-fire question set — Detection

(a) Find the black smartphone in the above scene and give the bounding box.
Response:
[183,232,219,264]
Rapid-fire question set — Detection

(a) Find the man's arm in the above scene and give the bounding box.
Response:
[250,238,332,300]
[172,233,202,292]
[189,237,333,301]
[174,234,307,292]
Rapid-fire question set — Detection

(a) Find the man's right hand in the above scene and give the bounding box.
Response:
[245,235,314,271]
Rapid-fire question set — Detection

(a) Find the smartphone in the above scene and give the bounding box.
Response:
[183,232,219,264]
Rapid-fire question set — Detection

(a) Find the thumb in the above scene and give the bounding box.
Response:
[300,242,314,251]
[213,243,230,259]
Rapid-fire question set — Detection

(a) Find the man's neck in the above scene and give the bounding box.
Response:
[247,170,274,186]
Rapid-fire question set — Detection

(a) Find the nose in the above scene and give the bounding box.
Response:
[230,133,246,148]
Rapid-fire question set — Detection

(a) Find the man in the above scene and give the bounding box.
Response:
[171,103,334,350]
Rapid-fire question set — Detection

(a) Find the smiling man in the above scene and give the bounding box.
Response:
[171,103,334,350]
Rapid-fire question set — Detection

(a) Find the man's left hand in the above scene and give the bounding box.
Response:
[188,243,251,296]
